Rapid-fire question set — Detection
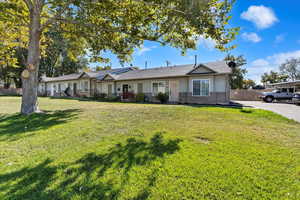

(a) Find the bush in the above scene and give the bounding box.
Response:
[93,93,107,100]
[98,93,107,99]
[135,93,145,102]
[107,96,121,102]
[156,92,169,103]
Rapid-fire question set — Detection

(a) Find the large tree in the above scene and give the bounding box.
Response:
[224,54,247,89]
[261,71,288,85]
[0,0,238,114]
[279,58,300,81]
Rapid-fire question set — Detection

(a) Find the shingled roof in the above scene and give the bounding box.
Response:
[41,67,134,82]
[41,61,231,83]
[101,61,231,81]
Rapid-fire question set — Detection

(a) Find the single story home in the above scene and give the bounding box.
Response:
[40,61,232,104]
[39,67,135,97]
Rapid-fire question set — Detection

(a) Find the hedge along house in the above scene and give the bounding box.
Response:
[95,61,232,104]
[39,67,135,97]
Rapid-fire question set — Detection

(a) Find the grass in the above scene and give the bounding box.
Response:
[0,97,299,200]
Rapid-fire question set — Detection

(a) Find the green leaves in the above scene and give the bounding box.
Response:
[1,0,238,64]
[224,54,248,89]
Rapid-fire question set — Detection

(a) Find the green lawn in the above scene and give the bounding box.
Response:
[0,97,299,200]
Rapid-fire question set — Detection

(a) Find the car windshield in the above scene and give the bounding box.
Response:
[272,90,280,93]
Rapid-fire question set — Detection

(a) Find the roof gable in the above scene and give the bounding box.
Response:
[79,72,91,79]
[188,64,216,74]
[102,74,116,81]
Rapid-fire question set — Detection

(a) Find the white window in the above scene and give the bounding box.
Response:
[152,81,166,96]
[192,79,210,96]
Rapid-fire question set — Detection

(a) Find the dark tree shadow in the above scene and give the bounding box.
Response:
[240,109,254,114]
[0,109,81,141]
[0,133,181,200]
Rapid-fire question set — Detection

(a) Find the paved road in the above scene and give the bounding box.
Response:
[235,101,300,123]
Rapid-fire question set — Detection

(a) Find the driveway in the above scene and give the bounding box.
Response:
[235,101,300,123]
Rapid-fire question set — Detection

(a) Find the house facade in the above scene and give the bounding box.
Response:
[39,68,135,97]
[40,61,232,104]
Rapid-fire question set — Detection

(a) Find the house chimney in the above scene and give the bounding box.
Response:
[166,60,171,67]
[194,55,198,67]
[145,61,148,69]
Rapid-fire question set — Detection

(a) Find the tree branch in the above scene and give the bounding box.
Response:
[128,0,186,15]
[23,0,34,11]
[42,16,167,44]
[40,0,73,31]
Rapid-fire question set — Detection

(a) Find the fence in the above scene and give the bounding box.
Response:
[230,89,270,101]
[0,88,22,96]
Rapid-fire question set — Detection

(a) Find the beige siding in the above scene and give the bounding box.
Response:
[41,73,230,104]
[42,78,92,96]
[115,80,153,94]
[214,75,227,92]
[179,77,188,92]
[101,82,115,94]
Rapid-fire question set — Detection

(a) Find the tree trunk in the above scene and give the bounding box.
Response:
[21,8,41,115]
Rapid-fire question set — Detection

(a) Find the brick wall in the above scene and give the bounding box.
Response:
[179,92,229,104]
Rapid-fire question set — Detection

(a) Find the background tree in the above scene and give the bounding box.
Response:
[0,47,27,88]
[224,54,247,89]
[39,24,88,77]
[279,58,300,81]
[0,0,238,114]
[242,79,256,89]
[95,66,112,71]
[261,71,288,85]
[0,64,13,88]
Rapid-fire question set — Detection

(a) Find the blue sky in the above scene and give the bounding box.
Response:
[91,0,300,84]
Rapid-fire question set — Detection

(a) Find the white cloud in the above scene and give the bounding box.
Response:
[241,32,261,43]
[241,5,278,29]
[247,59,273,83]
[275,34,285,43]
[247,50,300,83]
[252,59,270,67]
[197,36,216,50]
[267,50,300,65]
[136,45,157,56]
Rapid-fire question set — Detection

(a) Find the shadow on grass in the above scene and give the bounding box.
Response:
[0,109,81,141]
[240,109,254,114]
[0,133,181,200]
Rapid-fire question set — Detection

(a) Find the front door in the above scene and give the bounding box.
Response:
[123,84,129,99]
[73,83,77,96]
[169,80,179,102]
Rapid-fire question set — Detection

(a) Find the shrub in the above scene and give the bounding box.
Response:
[93,93,107,100]
[107,96,121,102]
[98,93,107,99]
[135,93,145,102]
[156,92,169,103]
